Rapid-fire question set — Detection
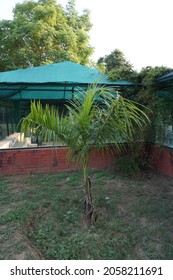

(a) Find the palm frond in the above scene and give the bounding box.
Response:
[21,101,70,145]
[21,85,150,166]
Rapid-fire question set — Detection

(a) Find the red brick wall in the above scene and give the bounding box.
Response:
[1,144,173,177]
[0,146,116,175]
[149,144,173,177]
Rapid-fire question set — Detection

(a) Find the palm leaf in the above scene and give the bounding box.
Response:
[21,85,150,165]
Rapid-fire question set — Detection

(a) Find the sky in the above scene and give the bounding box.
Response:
[0,0,173,71]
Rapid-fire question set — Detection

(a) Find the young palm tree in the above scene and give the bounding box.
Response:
[21,85,149,226]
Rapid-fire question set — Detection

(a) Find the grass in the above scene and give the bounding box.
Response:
[0,169,173,259]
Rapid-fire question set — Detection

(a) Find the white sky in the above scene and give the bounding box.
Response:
[0,0,173,71]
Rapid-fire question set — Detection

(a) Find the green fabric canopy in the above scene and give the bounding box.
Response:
[0,61,133,101]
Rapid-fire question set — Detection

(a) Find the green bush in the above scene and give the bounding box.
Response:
[116,154,140,176]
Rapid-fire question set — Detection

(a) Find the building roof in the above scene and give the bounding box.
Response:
[157,71,173,84]
[0,61,134,101]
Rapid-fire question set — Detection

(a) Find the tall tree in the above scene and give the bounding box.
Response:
[98,48,137,81]
[21,85,149,226]
[0,20,15,71]
[0,0,94,71]
[65,0,93,65]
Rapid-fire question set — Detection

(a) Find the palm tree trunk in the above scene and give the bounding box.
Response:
[83,160,97,226]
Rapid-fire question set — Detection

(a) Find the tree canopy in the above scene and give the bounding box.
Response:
[135,66,172,107]
[97,48,173,144]
[97,49,137,82]
[0,0,94,71]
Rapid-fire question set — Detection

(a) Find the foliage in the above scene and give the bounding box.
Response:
[98,48,173,148]
[116,154,140,176]
[136,66,172,105]
[135,66,173,144]
[116,141,154,177]
[21,85,149,225]
[0,0,94,71]
[97,49,137,82]
[89,60,107,73]
[98,49,130,71]
[21,85,149,162]
[65,0,93,65]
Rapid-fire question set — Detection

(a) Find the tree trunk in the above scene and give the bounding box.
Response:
[83,177,98,226]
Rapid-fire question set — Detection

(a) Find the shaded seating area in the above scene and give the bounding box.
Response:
[0,61,133,139]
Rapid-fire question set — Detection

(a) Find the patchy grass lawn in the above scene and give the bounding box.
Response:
[0,169,173,260]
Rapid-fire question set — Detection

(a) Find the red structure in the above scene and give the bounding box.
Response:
[0,144,173,177]
[150,144,173,177]
[0,147,116,175]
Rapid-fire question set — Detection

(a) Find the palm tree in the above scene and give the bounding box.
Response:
[21,85,149,226]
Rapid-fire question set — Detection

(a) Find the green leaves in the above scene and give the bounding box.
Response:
[134,66,173,144]
[0,0,93,71]
[21,85,150,168]
[97,49,137,82]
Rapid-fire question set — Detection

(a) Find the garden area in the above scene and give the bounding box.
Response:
[1,0,173,263]
[0,168,173,260]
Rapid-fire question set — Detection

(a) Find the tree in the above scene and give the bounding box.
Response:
[98,49,137,82]
[134,66,173,120]
[0,20,15,71]
[65,0,93,65]
[0,0,94,71]
[135,66,173,143]
[21,85,149,226]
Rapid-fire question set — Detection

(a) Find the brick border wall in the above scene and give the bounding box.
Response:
[149,144,173,177]
[0,146,117,175]
[1,144,173,177]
